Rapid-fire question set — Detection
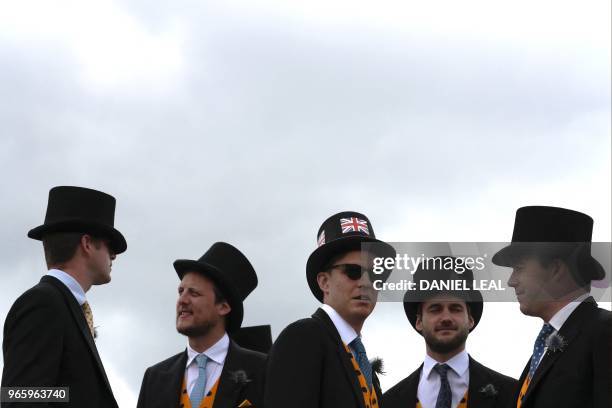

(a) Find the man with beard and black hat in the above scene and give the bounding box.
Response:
[137,242,266,408]
[384,257,517,408]
[492,206,611,408]
[2,186,127,408]
[265,211,395,408]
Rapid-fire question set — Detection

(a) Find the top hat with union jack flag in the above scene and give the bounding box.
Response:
[306,211,396,302]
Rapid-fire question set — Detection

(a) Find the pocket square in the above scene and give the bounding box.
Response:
[238,399,253,407]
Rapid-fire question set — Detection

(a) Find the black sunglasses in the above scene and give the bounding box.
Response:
[328,263,386,282]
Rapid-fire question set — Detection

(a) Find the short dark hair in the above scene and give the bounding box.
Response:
[42,232,106,267]
[42,232,84,266]
[524,249,589,289]
[211,282,227,305]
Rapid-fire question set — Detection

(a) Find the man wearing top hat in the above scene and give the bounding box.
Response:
[136,242,266,408]
[2,186,127,408]
[383,257,517,408]
[265,211,395,408]
[492,206,611,408]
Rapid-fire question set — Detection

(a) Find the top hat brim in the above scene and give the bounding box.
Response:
[306,236,396,302]
[403,289,483,335]
[27,219,127,254]
[492,242,605,281]
[173,259,244,333]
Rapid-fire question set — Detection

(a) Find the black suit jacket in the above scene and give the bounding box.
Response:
[137,339,266,408]
[264,308,384,408]
[383,356,517,408]
[1,275,118,408]
[515,298,611,408]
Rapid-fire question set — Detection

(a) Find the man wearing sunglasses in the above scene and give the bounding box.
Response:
[265,211,395,408]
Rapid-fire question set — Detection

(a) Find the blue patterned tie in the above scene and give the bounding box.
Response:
[529,323,554,378]
[190,354,208,408]
[433,363,452,408]
[349,337,373,388]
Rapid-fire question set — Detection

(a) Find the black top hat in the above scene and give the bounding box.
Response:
[492,206,605,281]
[174,242,258,334]
[231,325,273,354]
[28,186,127,254]
[403,256,483,335]
[306,211,396,302]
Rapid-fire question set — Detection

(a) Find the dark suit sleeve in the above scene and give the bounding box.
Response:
[592,310,612,408]
[1,290,64,408]
[264,320,323,408]
[136,367,151,408]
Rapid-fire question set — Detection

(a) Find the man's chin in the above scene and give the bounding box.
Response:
[176,322,213,338]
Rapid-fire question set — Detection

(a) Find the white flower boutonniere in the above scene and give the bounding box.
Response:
[545,332,567,353]
[479,383,498,397]
[229,370,252,386]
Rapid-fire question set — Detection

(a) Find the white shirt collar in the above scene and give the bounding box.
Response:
[422,349,469,379]
[46,269,87,306]
[548,292,590,331]
[321,304,359,345]
[186,332,230,368]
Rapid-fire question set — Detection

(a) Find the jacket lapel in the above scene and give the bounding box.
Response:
[402,365,421,407]
[156,351,188,408]
[42,276,114,396]
[214,340,249,408]
[522,299,597,404]
[312,308,367,408]
[467,357,497,408]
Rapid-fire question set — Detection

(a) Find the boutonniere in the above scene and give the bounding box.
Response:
[371,358,385,376]
[545,332,567,353]
[229,370,252,386]
[479,383,498,397]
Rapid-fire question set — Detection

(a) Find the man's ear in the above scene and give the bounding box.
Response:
[549,259,567,282]
[80,234,95,256]
[217,301,232,317]
[415,314,424,333]
[317,272,330,294]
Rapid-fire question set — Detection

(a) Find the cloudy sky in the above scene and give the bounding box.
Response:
[1,1,610,406]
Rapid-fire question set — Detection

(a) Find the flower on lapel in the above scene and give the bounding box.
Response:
[229,370,252,386]
[545,332,567,353]
[371,358,385,376]
[479,383,498,397]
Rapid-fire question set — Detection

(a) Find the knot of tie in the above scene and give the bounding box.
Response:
[433,363,452,408]
[529,323,555,378]
[349,337,373,388]
[190,354,209,408]
[196,354,208,369]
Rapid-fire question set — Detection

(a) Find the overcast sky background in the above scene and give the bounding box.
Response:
[1,1,610,406]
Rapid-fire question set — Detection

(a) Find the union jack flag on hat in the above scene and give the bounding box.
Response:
[340,217,370,235]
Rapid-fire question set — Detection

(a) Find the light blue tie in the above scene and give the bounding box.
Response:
[190,354,208,408]
[529,323,554,378]
[349,337,373,388]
